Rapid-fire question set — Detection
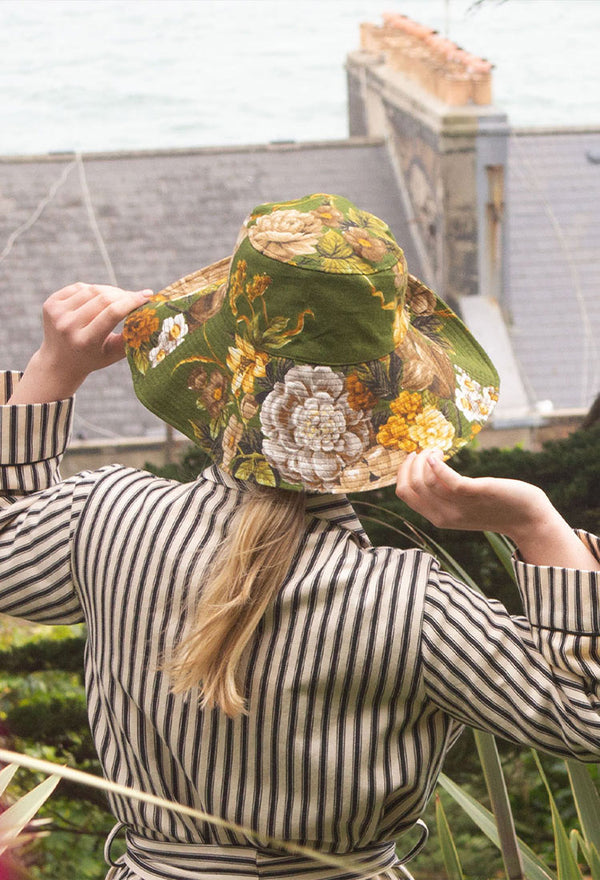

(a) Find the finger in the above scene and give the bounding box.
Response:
[424,452,460,492]
[47,282,94,304]
[49,283,152,311]
[73,288,154,341]
[395,451,415,488]
[395,452,421,502]
[396,451,450,514]
[400,450,440,493]
[413,449,439,489]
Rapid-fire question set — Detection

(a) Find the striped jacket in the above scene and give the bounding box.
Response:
[1,370,600,880]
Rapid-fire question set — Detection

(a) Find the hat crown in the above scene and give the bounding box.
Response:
[226,194,408,366]
[228,193,407,366]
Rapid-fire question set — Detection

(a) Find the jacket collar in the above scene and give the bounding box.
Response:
[201,465,371,549]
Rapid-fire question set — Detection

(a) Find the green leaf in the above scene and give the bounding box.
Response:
[533,752,585,880]
[566,760,600,854]
[570,828,581,865]
[232,457,254,482]
[484,531,517,582]
[438,772,556,880]
[0,773,60,855]
[131,347,149,375]
[586,842,600,880]
[262,316,290,342]
[474,730,524,880]
[254,460,277,487]
[569,832,600,880]
[232,455,277,487]
[316,228,353,259]
[435,793,464,880]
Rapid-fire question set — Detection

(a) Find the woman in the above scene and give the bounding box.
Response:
[1,193,599,880]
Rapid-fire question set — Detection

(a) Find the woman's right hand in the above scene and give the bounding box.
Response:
[396,450,600,569]
[8,282,153,404]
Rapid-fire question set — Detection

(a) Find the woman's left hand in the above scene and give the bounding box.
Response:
[8,282,153,404]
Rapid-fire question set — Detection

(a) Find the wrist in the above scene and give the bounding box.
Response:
[509,501,599,569]
[7,350,83,404]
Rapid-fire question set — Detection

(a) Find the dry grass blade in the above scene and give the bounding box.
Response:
[0,749,389,879]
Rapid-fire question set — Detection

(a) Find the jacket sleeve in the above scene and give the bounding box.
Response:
[0,371,86,623]
[0,371,74,502]
[422,537,600,761]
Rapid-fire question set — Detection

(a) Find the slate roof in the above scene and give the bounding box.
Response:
[506,128,600,412]
[2,130,599,441]
[0,138,424,440]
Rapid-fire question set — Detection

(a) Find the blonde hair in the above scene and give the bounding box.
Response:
[168,484,306,717]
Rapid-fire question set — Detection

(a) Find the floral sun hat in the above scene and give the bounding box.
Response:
[124,193,499,493]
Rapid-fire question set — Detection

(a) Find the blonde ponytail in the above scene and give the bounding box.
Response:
[167,485,306,717]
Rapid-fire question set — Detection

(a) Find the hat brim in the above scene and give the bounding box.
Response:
[126,254,499,494]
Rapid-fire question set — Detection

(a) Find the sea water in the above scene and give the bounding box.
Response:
[1,0,599,156]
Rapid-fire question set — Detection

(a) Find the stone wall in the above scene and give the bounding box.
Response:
[346,14,509,309]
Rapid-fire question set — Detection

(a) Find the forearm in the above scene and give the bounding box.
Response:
[423,556,600,761]
[510,501,600,570]
[6,350,82,404]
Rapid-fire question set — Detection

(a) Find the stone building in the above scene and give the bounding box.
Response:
[347,14,600,430]
[1,13,599,473]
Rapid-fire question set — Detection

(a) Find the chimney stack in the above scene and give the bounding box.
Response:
[360,14,493,107]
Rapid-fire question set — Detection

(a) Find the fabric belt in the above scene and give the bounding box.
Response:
[105,822,428,880]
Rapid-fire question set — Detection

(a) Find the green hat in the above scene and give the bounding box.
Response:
[124,193,499,493]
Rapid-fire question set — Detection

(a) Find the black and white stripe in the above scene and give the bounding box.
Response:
[1,377,600,880]
[0,371,73,498]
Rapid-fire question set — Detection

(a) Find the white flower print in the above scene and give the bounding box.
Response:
[260,365,371,491]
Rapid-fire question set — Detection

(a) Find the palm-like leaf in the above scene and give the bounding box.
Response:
[435,793,465,880]
[0,769,60,856]
[438,772,556,880]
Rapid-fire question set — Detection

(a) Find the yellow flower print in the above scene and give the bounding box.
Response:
[391,390,423,418]
[377,393,454,454]
[346,374,377,411]
[226,335,269,395]
[377,391,424,452]
[377,418,418,453]
[122,309,159,350]
[407,406,455,452]
[246,273,271,301]
[229,260,247,313]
